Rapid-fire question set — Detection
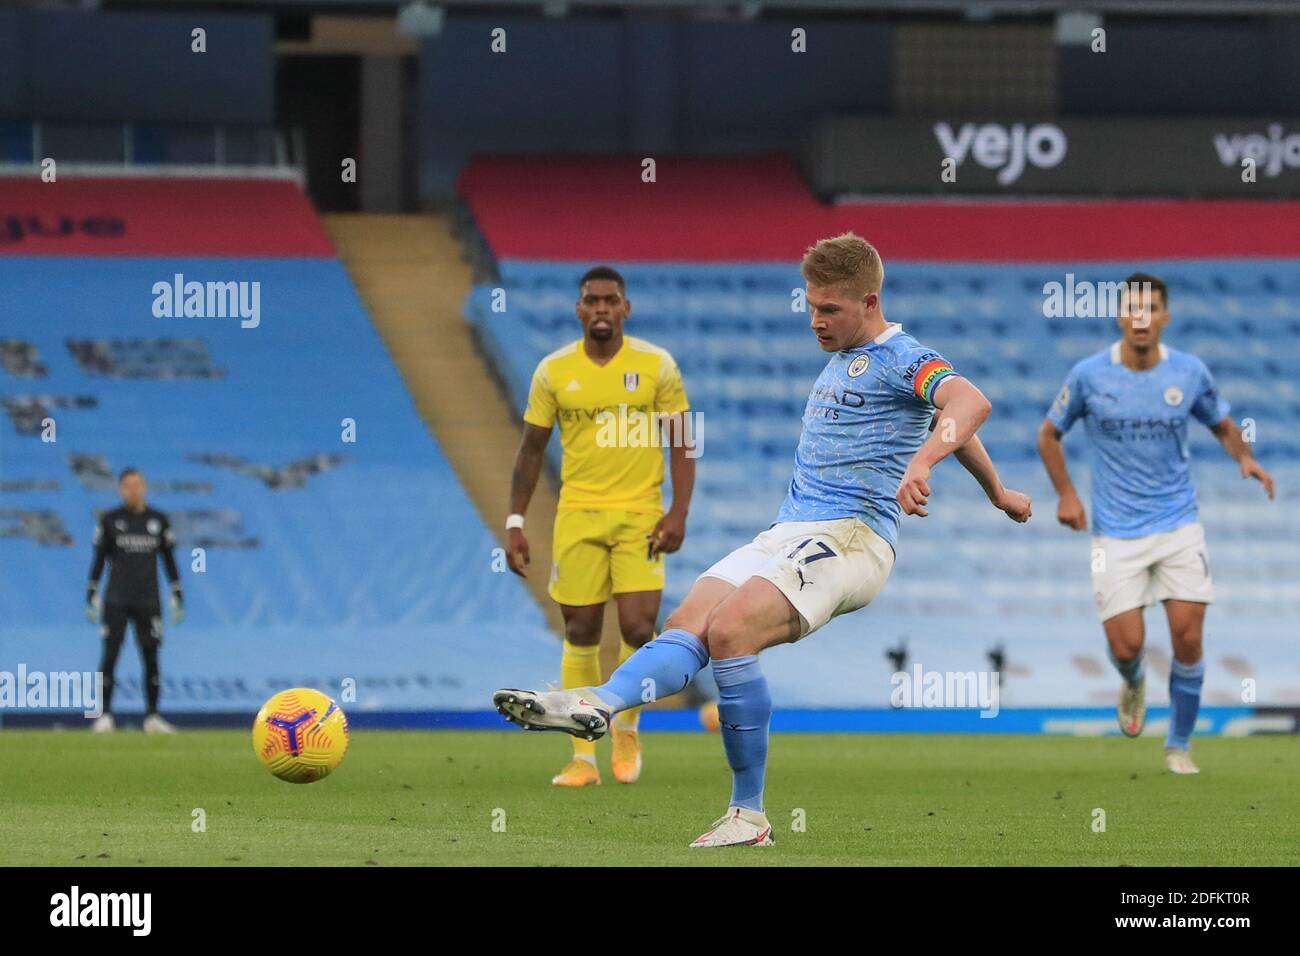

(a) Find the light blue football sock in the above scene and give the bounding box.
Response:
[1167,658,1205,750]
[588,628,708,713]
[713,655,771,813]
[1108,646,1145,687]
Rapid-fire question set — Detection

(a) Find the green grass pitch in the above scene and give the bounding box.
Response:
[1,729,1295,866]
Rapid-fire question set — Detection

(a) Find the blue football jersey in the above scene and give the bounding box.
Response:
[775,324,958,553]
[1047,342,1230,538]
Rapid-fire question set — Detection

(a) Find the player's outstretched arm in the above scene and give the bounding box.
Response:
[1037,418,1087,530]
[1210,417,1276,500]
[897,377,991,517]
[950,430,1032,523]
[506,423,552,576]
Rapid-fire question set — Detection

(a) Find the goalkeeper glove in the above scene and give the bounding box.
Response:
[85,584,100,624]
[169,584,184,626]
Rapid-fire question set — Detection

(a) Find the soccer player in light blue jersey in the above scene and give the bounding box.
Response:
[1038,273,1274,775]
[494,234,1033,847]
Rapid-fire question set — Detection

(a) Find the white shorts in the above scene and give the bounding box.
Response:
[1091,522,1214,622]
[699,517,895,637]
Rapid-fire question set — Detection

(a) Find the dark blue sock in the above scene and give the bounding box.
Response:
[714,655,771,813]
[589,628,708,712]
[1167,658,1205,750]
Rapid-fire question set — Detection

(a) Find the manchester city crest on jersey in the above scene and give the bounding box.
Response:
[146,518,161,535]
[1164,386,1184,406]
[624,372,640,392]
[847,355,871,378]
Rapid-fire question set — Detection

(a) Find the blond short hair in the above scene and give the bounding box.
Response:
[801,232,884,297]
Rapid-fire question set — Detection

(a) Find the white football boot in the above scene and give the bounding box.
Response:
[492,688,610,741]
[689,807,775,848]
[1117,679,1146,738]
[1164,749,1200,775]
[90,714,116,734]
[143,713,178,735]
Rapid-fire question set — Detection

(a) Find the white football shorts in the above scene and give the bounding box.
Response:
[699,517,895,637]
[1090,521,1214,622]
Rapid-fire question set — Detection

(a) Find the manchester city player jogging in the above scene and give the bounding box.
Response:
[494,234,1032,847]
[1038,274,1274,775]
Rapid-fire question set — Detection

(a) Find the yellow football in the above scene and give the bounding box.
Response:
[252,688,349,783]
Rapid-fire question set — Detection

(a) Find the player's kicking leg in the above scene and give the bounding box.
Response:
[494,577,730,744]
[496,572,786,847]
[496,517,889,848]
[1103,608,1147,738]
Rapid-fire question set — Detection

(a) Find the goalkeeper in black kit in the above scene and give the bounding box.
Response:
[85,468,183,734]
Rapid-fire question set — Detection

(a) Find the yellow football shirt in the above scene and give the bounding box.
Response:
[523,335,689,513]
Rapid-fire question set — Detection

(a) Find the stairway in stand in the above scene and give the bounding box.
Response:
[325,213,640,677]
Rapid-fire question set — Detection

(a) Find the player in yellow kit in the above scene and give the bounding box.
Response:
[505,266,696,787]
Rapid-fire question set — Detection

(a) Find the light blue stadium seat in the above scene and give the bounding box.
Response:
[1,257,558,716]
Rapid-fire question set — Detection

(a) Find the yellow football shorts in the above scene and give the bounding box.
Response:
[549,509,666,606]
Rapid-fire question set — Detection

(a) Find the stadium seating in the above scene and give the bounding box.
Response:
[461,158,1300,711]
[0,177,557,719]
